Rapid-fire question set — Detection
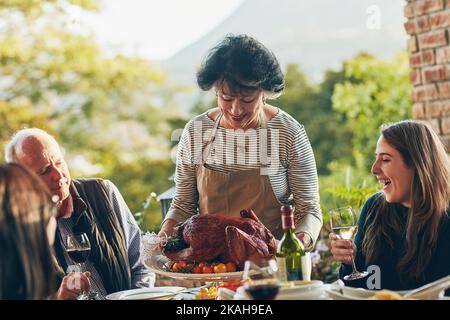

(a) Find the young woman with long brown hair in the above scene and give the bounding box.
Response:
[330,120,450,292]
[0,163,58,299]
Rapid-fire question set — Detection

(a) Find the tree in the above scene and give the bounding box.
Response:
[0,0,183,229]
[332,52,413,170]
[277,64,354,175]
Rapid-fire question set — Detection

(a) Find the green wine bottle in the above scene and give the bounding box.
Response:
[276,205,305,282]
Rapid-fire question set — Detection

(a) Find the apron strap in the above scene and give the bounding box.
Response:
[259,108,269,168]
[200,113,223,165]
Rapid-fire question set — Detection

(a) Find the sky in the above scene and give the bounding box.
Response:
[76,0,245,61]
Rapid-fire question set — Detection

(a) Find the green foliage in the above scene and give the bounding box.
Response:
[319,161,379,224]
[99,157,175,229]
[0,0,182,231]
[164,234,189,252]
[332,52,413,170]
[278,65,354,175]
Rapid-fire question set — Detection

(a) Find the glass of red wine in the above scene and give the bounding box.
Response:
[243,258,280,300]
[65,233,99,300]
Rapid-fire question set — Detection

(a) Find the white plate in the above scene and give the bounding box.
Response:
[144,257,244,281]
[325,286,409,300]
[278,280,326,299]
[105,286,186,300]
[233,281,328,300]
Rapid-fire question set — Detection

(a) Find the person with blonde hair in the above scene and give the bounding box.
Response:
[330,120,450,293]
[0,163,58,299]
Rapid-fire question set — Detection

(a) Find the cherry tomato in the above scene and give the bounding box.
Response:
[198,262,206,269]
[177,261,187,269]
[202,266,214,274]
[225,262,237,272]
[193,265,203,274]
[213,263,227,273]
[171,262,180,273]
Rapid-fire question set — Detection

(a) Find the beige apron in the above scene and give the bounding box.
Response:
[195,111,284,239]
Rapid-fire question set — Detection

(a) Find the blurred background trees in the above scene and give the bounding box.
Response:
[0,0,181,224]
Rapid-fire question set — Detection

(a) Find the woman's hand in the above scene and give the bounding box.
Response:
[329,233,355,264]
[158,219,177,238]
[56,272,91,300]
[295,232,312,251]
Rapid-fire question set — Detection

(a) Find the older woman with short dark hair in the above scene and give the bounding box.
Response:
[160,34,322,252]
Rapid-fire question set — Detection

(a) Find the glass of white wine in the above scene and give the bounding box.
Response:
[329,206,368,281]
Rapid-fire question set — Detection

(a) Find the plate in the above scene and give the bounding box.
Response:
[144,256,244,281]
[278,280,326,299]
[234,281,328,300]
[325,285,409,300]
[105,286,186,300]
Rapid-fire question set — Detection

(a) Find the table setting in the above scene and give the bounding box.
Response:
[103,230,450,301]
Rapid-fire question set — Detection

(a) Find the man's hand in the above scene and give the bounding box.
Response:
[56,272,91,300]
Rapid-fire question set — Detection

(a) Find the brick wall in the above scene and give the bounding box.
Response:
[405,0,450,151]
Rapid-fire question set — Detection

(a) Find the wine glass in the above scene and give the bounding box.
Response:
[243,258,280,300]
[329,206,369,281]
[65,233,99,300]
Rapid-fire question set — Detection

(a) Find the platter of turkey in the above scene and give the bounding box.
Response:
[144,209,277,281]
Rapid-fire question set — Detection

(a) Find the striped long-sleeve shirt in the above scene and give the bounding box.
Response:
[164,108,323,247]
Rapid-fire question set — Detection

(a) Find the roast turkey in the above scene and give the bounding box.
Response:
[162,209,276,269]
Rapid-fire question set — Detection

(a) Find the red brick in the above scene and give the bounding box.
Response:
[442,116,450,133]
[408,36,418,52]
[405,20,416,35]
[443,101,450,116]
[422,65,449,82]
[410,50,436,67]
[410,69,422,85]
[424,100,447,117]
[417,16,431,32]
[413,84,439,101]
[438,81,450,98]
[410,53,422,67]
[405,3,415,18]
[436,47,450,63]
[418,30,447,49]
[415,0,444,16]
[413,102,426,118]
[429,10,450,28]
[405,17,430,35]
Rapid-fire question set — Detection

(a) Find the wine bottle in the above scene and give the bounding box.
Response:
[276,205,305,282]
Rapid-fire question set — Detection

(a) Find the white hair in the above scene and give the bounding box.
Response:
[4,128,61,163]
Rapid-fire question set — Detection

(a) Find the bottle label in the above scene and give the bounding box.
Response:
[276,257,288,282]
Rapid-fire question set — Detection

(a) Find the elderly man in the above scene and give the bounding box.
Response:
[5,128,148,299]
